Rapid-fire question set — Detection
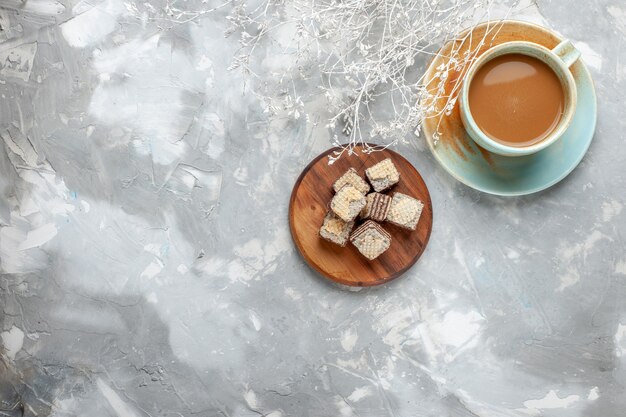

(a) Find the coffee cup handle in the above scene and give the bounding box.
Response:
[552,40,581,68]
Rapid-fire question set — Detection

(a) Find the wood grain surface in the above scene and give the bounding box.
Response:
[289,145,433,286]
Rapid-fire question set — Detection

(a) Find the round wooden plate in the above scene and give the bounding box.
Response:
[289,145,433,286]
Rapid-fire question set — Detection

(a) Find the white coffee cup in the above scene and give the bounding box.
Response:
[459,40,580,157]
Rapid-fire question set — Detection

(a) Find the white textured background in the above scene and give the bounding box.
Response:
[0,1,625,416]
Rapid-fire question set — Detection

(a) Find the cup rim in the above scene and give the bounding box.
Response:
[459,40,578,156]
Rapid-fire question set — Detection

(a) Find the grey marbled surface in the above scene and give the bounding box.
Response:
[1,0,625,416]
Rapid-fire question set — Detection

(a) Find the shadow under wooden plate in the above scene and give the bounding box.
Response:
[289,145,433,287]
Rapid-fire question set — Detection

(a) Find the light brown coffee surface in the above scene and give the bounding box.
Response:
[468,53,564,147]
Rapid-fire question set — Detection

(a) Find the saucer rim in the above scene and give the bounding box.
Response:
[423,19,597,197]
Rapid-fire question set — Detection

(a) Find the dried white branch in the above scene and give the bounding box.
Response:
[161,0,511,160]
